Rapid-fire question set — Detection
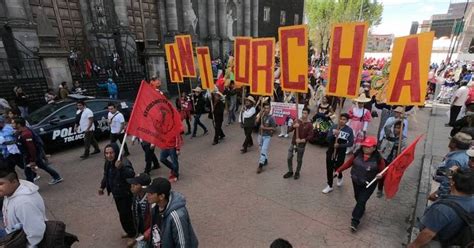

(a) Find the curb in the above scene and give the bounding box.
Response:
[408,105,438,243]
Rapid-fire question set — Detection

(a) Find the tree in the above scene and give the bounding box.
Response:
[306,0,383,59]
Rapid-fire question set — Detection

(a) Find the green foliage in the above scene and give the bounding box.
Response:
[306,0,384,55]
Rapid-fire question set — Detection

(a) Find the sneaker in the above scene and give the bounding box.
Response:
[168,175,178,182]
[376,190,384,198]
[336,178,344,187]
[48,177,64,185]
[294,172,300,180]
[203,130,209,136]
[257,166,263,174]
[283,172,294,179]
[152,164,160,170]
[350,221,359,232]
[278,134,284,137]
[322,185,333,194]
[240,148,247,154]
[284,134,289,138]
[212,141,218,145]
[34,175,41,182]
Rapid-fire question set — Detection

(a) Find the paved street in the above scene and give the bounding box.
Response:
[32,107,431,248]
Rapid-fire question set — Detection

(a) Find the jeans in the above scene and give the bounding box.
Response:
[141,142,159,173]
[326,150,345,187]
[160,148,179,177]
[113,195,136,237]
[83,131,100,155]
[242,127,253,149]
[110,133,129,155]
[227,98,237,124]
[213,120,225,143]
[192,114,207,136]
[351,181,377,225]
[287,144,306,173]
[258,135,271,165]
[35,154,62,180]
[449,105,462,126]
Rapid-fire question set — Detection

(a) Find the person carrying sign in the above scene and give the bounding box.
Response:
[240,96,256,154]
[255,103,277,174]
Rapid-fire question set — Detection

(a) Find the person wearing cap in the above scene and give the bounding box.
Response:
[99,143,136,239]
[430,132,471,201]
[150,75,161,90]
[378,106,408,142]
[211,91,226,145]
[240,96,256,153]
[283,108,314,180]
[348,94,372,152]
[448,80,470,127]
[126,173,152,248]
[191,86,209,138]
[335,136,385,232]
[145,177,198,248]
[0,116,31,181]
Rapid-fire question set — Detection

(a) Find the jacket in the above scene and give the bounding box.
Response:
[100,143,135,197]
[2,180,46,248]
[326,124,354,154]
[98,80,118,95]
[212,100,225,123]
[160,191,198,248]
[193,93,206,114]
[288,119,313,145]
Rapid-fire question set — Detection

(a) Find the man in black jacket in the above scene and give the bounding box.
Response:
[191,87,208,138]
[98,143,136,239]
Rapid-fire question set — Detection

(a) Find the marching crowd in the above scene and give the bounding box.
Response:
[0,54,472,248]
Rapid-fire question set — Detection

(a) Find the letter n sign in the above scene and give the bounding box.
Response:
[386,32,434,106]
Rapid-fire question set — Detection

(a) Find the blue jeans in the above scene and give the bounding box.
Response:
[258,135,271,165]
[160,148,179,177]
[192,114,207,136]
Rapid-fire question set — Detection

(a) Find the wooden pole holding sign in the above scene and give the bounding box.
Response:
[397,108,406,156]
[208,89,216,128]
[117,133,128,161]
[295,93,299,147]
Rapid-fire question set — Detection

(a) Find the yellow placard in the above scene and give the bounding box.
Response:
[234,37,252,86]
[175,35,197,77]
[196,46,215,90]
[386,32,434,106]
[250,38,275,96]
[165,43,183,83]
[326,22,368,98]
[278,25,308,93]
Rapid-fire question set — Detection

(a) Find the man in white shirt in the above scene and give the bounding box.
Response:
[74,101,100,159]
[107,103,129,156]
[448,80,470,126]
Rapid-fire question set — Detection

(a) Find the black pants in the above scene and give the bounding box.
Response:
[213,120,225,143]
[113,195,136,237]
[242,126,253,149]
[110,133,129,154]
[287,144,306,173]
[377,176,385,191]
[326,150,345,187]
[351,181,377,225]
[84,131,100,155]
[449,105,462,126]
[141,142,159,173]
[184,117,191,133]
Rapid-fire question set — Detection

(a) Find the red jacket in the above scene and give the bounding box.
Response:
[18,128,37,163]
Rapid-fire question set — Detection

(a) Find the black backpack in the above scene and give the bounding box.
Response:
[437,200,474,247]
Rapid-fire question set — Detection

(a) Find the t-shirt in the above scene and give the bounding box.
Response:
[260,114,277,136]
[78,108,95,132]
[453,86,469,106]
[108,111,125,134]
[419,195,474,241]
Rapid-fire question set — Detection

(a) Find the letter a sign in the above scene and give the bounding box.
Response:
[386,32,434,106]
[326,22,368,98]
[165,43,183,83]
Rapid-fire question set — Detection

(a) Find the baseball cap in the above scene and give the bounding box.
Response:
[145,177,171,195]
[126,173,151,186]
[360,136,377,147]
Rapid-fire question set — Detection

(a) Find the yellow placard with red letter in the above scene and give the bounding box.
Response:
[326,22,368,98]
[278,25,308,93]
[250,38,275,96]
[196,47,215,90]
[234,37,252,86]
[175,35,197,77]
[165,43,183,83]
[386,32,434,106]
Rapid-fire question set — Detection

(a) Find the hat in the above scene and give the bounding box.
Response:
[393,106,404,113]
[354,94,371,103]
[360,136,377,147]
[245,96,256,104]
[467,148,474,157]
[192,86,203,93]
[145,177,171,195]
[126,173,151,186]
[451,132,472,149]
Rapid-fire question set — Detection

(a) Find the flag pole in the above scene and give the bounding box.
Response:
[118,132,128,161]
[332,98,343,160]
[240,86,246,121]
[208,89,216,128]
[295,93,299,140]
[177,83,181,100]
[397,108,406,156]
[366,165,390,188]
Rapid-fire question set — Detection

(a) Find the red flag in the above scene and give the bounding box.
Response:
[384,135,424,199]
[126,82,183,149]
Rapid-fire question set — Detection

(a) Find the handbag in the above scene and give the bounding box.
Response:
[0,229,27,248]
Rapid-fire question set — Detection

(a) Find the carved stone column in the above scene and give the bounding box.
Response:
[197,0,208,41]
[243,0,251,36]
[207,0,219,58]
[252,0,258,37]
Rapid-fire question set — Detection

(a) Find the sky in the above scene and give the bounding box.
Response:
[372,0,453,36]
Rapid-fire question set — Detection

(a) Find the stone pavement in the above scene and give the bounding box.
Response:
[32,106,432,248]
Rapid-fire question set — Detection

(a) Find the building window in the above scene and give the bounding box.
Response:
[263,7,270,22]
[280,10,286,25]
[294,14,300,25]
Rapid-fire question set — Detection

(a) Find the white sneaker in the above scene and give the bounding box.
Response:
[284,134,289,138]
[34,176,41,182]
[278,134,284,137]
[336,178,344,187]
[322,185,333,194]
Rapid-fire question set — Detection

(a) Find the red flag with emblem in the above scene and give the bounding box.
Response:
[384,135,423,199]
[126,82,183,149]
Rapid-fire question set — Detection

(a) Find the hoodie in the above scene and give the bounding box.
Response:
[159,191,198,248]
[100,143,135,197]
[2,180,46,248]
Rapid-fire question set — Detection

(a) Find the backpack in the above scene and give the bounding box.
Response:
[39,220,79,248]
[437,200,474,247]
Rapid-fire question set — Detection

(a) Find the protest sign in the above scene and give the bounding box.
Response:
[164,43,183,83]
[196,47,215,90]
[250,38,275,96]
[175,35,197,77]
[278,25,308,93]
[234,37,252,86]
[270,102,304,126]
